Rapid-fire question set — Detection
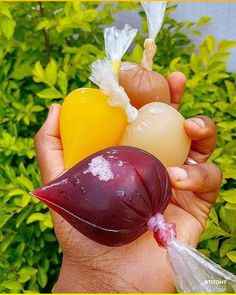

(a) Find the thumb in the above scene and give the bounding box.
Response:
[34,104,65,184]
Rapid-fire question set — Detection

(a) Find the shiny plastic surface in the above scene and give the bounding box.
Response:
[60,88,127,169]
[120,102,191,167]
[33,146,171,246]
[119,62,170,109]
[168,240,236,293]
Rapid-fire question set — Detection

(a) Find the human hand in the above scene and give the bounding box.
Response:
[34,72,222,293]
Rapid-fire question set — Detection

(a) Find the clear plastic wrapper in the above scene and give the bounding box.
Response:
[104,25,137,74]
[141,1,167,40]
[148,213,236,293]
[119,2,170,108]
[89,57,138,122]
[141,1,167,70]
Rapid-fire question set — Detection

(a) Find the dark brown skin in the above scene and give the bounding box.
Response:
[119,62,171,109]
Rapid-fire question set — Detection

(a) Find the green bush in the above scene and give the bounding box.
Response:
[0,2,235,293]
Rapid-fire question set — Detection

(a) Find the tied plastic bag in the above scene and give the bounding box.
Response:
[140,1,167,70]
[119,1,171,108]
[148,213,236,293]
[89,57,138,122]
[104,24,137,75]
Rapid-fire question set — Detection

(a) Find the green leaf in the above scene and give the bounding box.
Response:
[218,40,236,52]
[16,206,33,228]
[225,203,236,211]
[45,59,57,87]
[220,238,236,257]
[198,249,211,257]
[17,176,34,191]
[31,105,44,112]
[220,207,236,233]
[0,230,3,242]
[222,166,236,179]
[207,61,226,73]
[190,53,201,73]
[0,16,16,39]
[207,72,229,83]
[128,44,143,63]
[14,193,31,207]
[57,71,68,96]
[197,16,211,26]
[33,61,45,83]
[37,88,62,99]
[0,214,12,228]
[19,267,38,283]
[206,239,219,253]
[226,251,236,263]
[209,52,231,64]
[189,30,202,36]
[199,45,209,68]
[2,281,22,291]
[205,35,215,54]
[220,190,236,203]
[7,188,25,197]
[200,220,231,241]
[209,207,219,225]
[36,19,55,31]
[0,8,12,19]
[0,233,15,253]
[41,213,53,228]
[225,81,236,104]
[27,213,45,224]
[38,266,48,288]
[11,63,32,80]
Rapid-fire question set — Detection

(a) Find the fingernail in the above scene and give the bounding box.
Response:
[47,105,55,118]
[170,167,188,181]
[188,117,205,128]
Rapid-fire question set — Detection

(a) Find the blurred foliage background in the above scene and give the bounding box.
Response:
[0,1,235,293]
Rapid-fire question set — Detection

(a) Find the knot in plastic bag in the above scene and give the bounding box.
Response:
[148,213,176,248]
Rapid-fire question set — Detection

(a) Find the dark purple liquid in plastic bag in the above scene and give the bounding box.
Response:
[33,146,171,246]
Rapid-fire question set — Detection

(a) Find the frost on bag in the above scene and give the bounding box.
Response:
[148,214,236,293]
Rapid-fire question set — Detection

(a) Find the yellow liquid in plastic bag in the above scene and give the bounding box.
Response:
[60,88,127,169]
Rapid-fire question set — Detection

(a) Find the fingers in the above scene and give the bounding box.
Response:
[167,71,187,109]
[34,104,65,184]
[184,116,217,163]
[168,163,222,203]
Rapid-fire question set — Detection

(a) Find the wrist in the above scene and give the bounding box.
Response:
[53,240,176,293]
[53,256,119,293]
